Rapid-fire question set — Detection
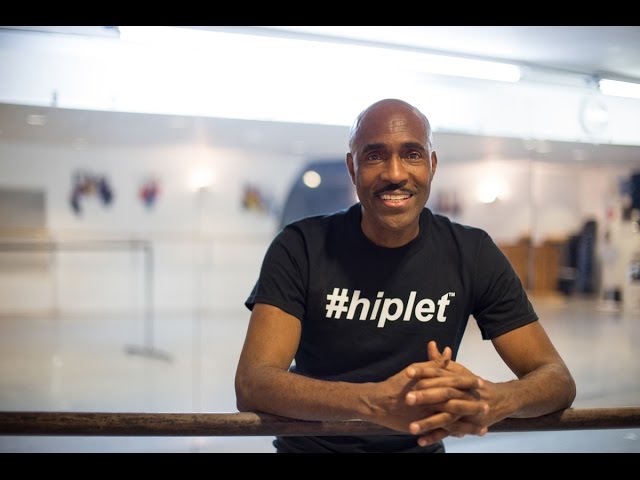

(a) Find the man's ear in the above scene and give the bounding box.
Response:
[346,153,356,186]
[430,151,438,177]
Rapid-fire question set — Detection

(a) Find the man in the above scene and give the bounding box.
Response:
[235,99,576,453]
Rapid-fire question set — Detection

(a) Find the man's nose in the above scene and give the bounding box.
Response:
[381,155,409,184]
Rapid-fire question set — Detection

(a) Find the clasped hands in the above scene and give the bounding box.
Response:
[376,341,494,447]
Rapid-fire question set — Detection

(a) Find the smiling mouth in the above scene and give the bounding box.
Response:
[379,193,412,202]
[376,191,414,207]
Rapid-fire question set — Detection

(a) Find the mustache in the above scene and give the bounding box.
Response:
[374,183,415,196]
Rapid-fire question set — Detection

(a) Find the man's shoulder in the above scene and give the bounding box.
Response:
[283,205,355,234]
[428,209,489,241]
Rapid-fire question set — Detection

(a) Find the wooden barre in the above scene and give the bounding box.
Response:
[0,408,639,436]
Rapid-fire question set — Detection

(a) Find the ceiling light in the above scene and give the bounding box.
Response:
[188,167,213,192]
[580,97,609,136]
[477,177,507,204]
[405,52,521,82]
[599,79,640,99]
[119,26,521,83]
[303,171,321,189]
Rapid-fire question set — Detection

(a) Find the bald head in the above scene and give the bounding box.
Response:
[344,98,438,247]
[348,99,433,153]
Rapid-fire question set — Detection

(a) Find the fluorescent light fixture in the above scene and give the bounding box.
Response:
[119,26,520,83]
[119,26,225,49]
[599,79,640,99]
[401,52,521,82]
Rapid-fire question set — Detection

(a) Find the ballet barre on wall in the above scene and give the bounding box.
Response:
[0,408,638,436]
[0,239,171,362]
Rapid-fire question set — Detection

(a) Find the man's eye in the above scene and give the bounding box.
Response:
[367,153,382,161]
[407,152,422,160]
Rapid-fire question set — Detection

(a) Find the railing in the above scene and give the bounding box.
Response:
[1,408,639,436]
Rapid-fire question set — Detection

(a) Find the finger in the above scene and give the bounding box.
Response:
[443,419,489,437]
[442,346,452,361]
[427,341,451,368]
[409,400,489,435]
[406,387,478,406]
[417,428,450,447]
[440,359,477,379]
[413,375,483,391]
[457,412,490,426]
[409,412,457,435]
[443,361,469,375]
[406,365,452,379]
[418,424,488,446]
[438,398,489,417]
[405,387,478,405]
[410,409,489,436]
[427,341,441,361]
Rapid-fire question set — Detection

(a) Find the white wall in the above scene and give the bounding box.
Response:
[0,139,305,316]
[431,158,636,245]
[431,159,531,244]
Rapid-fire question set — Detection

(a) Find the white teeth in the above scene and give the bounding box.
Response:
[380,194,410,201]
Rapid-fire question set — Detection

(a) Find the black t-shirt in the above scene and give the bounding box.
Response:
[245,203,538,453]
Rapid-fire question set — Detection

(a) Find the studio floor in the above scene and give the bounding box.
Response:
[1,296,638,453]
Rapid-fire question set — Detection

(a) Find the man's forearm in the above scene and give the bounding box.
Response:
[490,362,576,420]
[236,366,378,422]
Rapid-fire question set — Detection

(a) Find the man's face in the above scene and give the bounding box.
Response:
[346,103,437,247]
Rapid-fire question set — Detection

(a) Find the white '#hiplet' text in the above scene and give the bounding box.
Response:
[325,288,455,328]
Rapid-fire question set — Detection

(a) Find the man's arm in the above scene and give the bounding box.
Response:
[406,321,576,443]
[235,303,487,433]
[488,320,576,418]
[235,303,371,421]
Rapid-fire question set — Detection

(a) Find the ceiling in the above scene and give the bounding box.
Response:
[1,26,639,166]
[3,26,640,82]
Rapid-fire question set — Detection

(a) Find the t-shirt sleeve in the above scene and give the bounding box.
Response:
[471,234,538,340]
[244,226,308,322]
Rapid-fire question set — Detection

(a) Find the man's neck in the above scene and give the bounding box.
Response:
[360,220,420,249]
